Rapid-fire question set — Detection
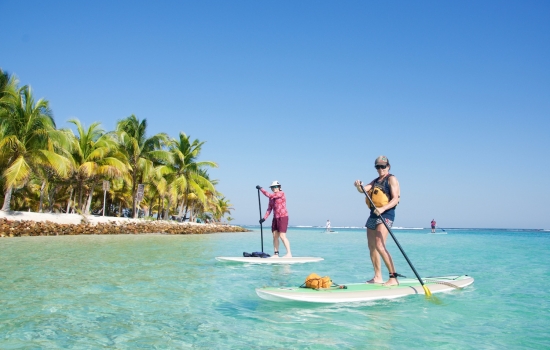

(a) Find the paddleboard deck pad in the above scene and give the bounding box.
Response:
[215,257,324,264]
[256,275,474,303]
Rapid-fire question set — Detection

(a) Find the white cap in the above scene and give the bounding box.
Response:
[270,180,281,187]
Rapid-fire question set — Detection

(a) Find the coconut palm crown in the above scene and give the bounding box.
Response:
[0,83,70,211]
[116,115,171,218]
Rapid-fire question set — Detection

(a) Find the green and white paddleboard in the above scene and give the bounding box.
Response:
[256,275,474,303]
[216,256,324,264]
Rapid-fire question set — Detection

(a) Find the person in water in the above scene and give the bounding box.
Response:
[256,181,291,258]
[431,219,436,233]
[326,220,331,232]
[354,155,401,286]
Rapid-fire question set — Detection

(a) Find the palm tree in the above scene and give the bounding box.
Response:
[116,115,170,218]
[0,84,70,211]
[214,196,234,222]
[67,119,128,214]
[166,132,218,219]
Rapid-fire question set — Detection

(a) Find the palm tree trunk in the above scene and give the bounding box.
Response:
[1,186,13,211]
[156,196,161,220]
[178,198,185,219]
[39,180,46,212]
[131,173,138,219]
[85,183,96,214]
[66,187,73,214]
[78,183,84,212]
[48,185,57,212]
[165,197,171,220]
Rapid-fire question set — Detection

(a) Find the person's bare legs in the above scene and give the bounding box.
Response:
[271,231,280,257]
[366,228,383,283]
[373,223,398,286]
[279,231,292,257]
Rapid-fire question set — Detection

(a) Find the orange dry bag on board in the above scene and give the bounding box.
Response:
[304,273,332,289]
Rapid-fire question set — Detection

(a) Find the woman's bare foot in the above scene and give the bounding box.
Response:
[383,277,399,286]
[366,278,383,284]
[281,254,292,258]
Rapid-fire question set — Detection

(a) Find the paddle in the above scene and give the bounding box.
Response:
[438,226,447,233]
[359,181,433,297]
[256,186,264,252]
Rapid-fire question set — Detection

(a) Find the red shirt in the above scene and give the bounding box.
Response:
[261,188,288,219]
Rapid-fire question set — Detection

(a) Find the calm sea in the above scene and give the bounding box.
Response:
[1,227,549,349]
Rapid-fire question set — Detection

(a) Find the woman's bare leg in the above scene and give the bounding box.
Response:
[279,232,292,257]
[374,223,398,286]
[272,231,280,257]
[366,228,383,283]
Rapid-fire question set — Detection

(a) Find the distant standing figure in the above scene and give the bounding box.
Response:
[326,220,331,232]
[256,181,291,258]
[431,219,436,233]
[354,155,401,287]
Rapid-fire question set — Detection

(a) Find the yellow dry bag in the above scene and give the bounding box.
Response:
[304,273,333,289]
[365,186,390,209]
[365,175,397,209]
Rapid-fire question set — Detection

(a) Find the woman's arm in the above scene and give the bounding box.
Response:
[354,180,373,193]
[377,176,400,215]
[264,200,273,220]
[260,188,285,199]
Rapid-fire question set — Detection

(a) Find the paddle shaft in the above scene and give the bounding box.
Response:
[257,188,264,252]
[359,182,431,295]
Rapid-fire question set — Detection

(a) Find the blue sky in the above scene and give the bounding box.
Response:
[2,1,549,228]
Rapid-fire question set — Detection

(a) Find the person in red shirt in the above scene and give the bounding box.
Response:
[257,181,291,258]
[431,219,436,233]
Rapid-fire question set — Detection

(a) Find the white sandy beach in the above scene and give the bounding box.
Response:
[0,210,204,226]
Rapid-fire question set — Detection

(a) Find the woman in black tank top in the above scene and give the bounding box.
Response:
[354,155,401,286]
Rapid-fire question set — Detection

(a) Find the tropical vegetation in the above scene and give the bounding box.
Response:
[0,69,234,223]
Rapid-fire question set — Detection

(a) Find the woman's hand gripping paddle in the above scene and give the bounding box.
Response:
[359,181,433,298]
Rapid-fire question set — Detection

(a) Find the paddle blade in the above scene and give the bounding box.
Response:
[423,285,432,297]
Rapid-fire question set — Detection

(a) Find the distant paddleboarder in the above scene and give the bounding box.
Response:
[354,155,401,287]
[431,219,436,233]
[325,220,331,232]
[256,181,292,258]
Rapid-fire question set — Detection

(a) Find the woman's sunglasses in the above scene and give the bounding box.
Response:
[375,164,388,169]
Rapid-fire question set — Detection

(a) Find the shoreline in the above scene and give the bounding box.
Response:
[0,211,249,237]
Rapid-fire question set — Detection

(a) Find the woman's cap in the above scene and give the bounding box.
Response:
[374,155,389,165]
[270,180,281,187]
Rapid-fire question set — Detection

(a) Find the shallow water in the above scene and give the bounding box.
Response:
[1,227,549,349]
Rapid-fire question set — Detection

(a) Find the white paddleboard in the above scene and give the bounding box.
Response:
[215,256,324,264]
[256,275,474,303]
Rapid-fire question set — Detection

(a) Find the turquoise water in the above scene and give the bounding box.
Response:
[1,227,549,349]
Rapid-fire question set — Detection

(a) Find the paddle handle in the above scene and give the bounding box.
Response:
[359,182,432,296]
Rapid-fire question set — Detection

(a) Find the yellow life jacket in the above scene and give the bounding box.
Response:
[365,174,396,209]
[304,273,332,289]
